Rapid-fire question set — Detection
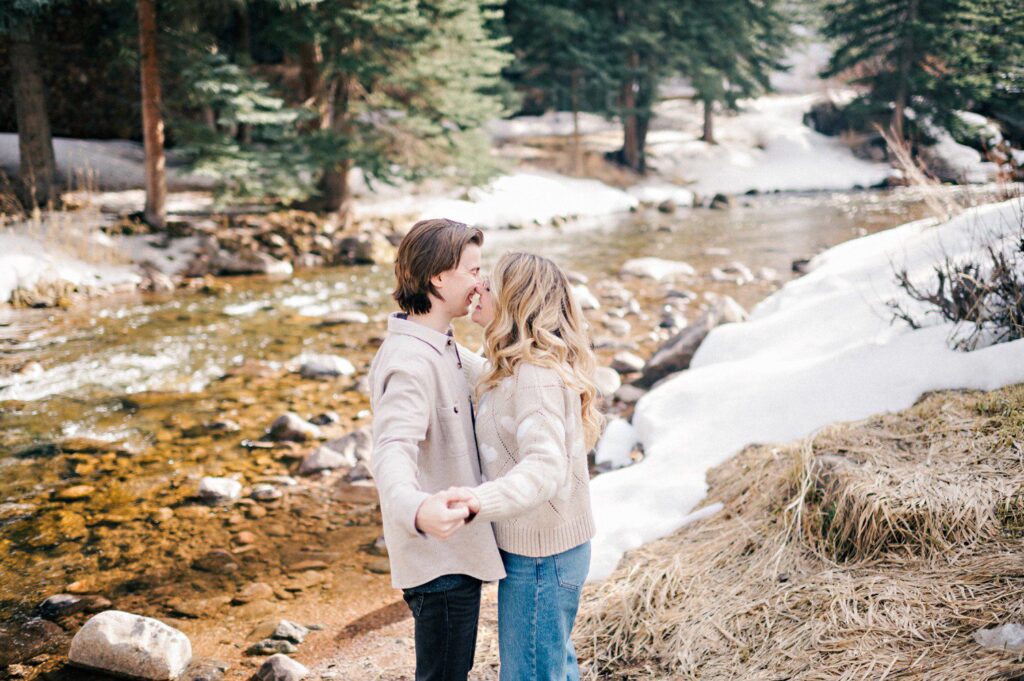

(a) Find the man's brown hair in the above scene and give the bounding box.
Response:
[393,218,484,314]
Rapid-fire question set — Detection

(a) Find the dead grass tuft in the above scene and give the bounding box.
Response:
[576,385,1024,680]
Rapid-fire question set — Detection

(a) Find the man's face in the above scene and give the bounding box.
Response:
[434,243,482,318]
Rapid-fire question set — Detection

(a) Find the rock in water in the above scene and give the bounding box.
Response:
[636,296,746,388]
[68,610,192,680]
[0,619,66,666]
[198,477,242,504]
[255,654,308,681]
[299,446,352,476]
[296,354,355,379]
[268,413,321,442]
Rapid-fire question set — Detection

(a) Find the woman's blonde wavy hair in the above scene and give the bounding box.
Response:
[477,252,603,450]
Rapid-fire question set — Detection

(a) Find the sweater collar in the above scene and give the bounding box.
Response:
[387,312,454,355]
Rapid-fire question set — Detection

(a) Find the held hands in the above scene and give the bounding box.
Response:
[414,487,481,540]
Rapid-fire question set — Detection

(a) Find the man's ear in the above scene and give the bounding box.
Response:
[430,271,446,290]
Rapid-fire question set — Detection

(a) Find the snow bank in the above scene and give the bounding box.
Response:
[0,229,141,304]
[486,112,619,141]
[357,171,637,229]
[0,134,214,191]
[588,199,1024,581]
[648,94,893,196]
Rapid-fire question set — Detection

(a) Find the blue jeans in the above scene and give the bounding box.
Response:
[498,541,591,681]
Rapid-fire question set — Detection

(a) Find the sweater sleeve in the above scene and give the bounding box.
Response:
[370,367,431,539]
[456,343,486,384]
[471,365,569,524]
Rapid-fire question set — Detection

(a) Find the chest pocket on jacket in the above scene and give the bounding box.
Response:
[435,403,470,457]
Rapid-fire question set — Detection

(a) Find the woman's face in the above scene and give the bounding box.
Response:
[470,277,497,327]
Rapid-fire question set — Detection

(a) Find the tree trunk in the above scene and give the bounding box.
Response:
[570,69,583,175]
[9,23,57,210]
[702,97,716,144]
[619,51,647,174]
[321,75,353,227]
[298,41,328,130]
[137,0,166,229]
[892,0,918,141]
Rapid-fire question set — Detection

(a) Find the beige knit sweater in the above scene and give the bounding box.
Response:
[470,362,595,557]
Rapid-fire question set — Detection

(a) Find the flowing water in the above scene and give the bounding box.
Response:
[0,188,985,671]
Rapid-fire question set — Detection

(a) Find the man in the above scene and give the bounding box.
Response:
[369,218,504,681]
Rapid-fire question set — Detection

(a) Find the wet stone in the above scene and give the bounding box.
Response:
[0,618,66,666]
[246,639,297,656]
[55,485,96,501]
[191,550,239,574]
[234,582,274,605]
[251,484,284,502]
[268,413,321,442]
[68,610,192,681]
[198,477,243,504]
[37,594,86,619]
[365,558,391,575]
[272,620,309,644]
[309,411,340,426]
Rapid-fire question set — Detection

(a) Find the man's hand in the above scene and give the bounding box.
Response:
[446,486,481,516]
[415,489,472,540]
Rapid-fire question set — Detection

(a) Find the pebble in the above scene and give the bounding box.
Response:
[198,477,242,504]
[251,484,283,502]
[37,594,86,619]
[268,413,322,442]
[299,446,352,476]
[610,351,645,374]
[55,485,95,501]
[247,640,297,656]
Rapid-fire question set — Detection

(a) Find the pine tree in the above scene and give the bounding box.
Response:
[269,0,512,224]
[138,0,167,228]
[821,0,1007,141]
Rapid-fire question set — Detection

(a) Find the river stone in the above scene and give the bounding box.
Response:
[710,193,733,209]
[593,367,621,397]
[272,620,309,644]
[346,462,372,483]
[255,654,308,681]
[268,413,321,442]
[191,550,239,574]
[309,411,340,426]
[198,477,242,504]
[614,384,647,404]
[234,583,274,605]
[324,428,372,464]
[247,639,298,656]
[318,311,369,326]
[251,484,283,502]
[299,446,352,475]
[0,618,65,666]
[184,659,229,681]
[297,355,355,379]
[68,610,192,680]
[570,285,600,311]
[38,593,86,619]
[603,318,632,337]
[636,296,747,388]
[610,351,645,374]
[211,249,293,277]
[620,258,696,281]
[56,485,96,501]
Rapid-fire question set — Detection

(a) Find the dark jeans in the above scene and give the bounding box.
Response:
[402,575,482,681]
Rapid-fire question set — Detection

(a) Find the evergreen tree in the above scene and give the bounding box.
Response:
[138,0,167,228]
[269,0,512,224]
[821,0,1009,141]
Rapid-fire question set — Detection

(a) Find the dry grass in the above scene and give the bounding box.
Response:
[576,384,1024,680]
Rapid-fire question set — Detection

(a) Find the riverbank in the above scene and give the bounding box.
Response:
[576,382,1024,679]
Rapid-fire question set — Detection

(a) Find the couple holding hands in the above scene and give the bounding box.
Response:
[369,218,600,681]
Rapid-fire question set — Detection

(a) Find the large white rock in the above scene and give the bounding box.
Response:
[68,611,192,680]
[620,258,696,281]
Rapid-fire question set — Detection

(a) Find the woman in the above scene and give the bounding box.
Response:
[453,252,602,681]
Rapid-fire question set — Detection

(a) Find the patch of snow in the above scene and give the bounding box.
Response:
[923,122,1000,184]
[0,134,214,191]
[357,171,637,229]
[0,229,141,304]
[648,94,893,196]
[594,418,638,469]
[626,181,695,207]
[588,199,1024,581]
[486,112,619,141]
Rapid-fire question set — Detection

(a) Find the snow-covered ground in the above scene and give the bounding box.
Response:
[0,134,214,192]
[588,198,1024,581]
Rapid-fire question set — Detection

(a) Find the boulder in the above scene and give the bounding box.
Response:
[296,354,355,379]
[334,232,396,266]
[68,611,192,680]
[636,296,747,388]
[268,413,321,442]
[255,654,308,681]
[198,477,242,504]
[620,258,695,281]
